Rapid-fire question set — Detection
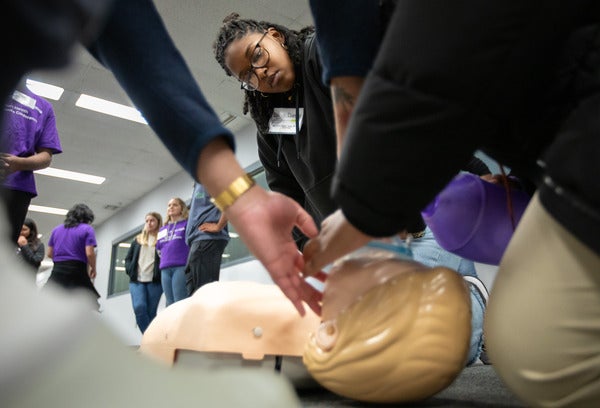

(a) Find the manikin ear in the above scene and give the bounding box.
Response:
[267,27,286,47]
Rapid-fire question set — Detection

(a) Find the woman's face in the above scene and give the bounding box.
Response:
[224,28,295,94]
[145,215,159,233]
[20,224,31,239]
[167,199,183,218]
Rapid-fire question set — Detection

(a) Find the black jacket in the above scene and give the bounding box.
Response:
[124,239,161,283]
[19,242,45,272]
[256,33,493,241]
[256,33,337,231]
[332,1,600,255]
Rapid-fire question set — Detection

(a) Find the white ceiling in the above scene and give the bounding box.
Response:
[22,0,313,243]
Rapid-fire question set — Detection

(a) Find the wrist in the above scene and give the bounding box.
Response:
[210,173,256,211]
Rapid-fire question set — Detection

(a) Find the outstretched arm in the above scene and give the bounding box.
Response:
[197,138,321,316]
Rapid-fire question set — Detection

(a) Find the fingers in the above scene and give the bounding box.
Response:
[301,280,323,316]
[285,283,306,317]
[302,238,322,276]
[311,270,328,282]
[295,207,319,239]
[274,257,307,317]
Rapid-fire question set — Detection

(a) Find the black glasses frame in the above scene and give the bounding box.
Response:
[240,31,270,91]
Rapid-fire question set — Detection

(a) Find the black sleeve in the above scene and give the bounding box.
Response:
[124,240,137,280]
[464,156,492,176]
[257,131,306,206]
[257,131,312,249]
[85,0,235,180]
[20,243,45,269]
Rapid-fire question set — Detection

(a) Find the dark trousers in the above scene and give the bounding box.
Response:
[47,260,100,310]
[0,187,32,243]
[184,239,228,296]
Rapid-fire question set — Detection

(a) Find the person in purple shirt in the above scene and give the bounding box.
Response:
[47,203,99,309]
[1,78,62,243]
[156,197,190,306]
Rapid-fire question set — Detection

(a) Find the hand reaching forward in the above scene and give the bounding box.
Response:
[303,209,372,277]
[225,186,321,316]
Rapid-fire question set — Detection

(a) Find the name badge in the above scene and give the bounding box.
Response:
[268,107,304,134]
[157,229,167,240]
[12,90,36,109]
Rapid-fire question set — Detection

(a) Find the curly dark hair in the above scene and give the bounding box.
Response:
[64,203,95,227]
[213,12,314,133]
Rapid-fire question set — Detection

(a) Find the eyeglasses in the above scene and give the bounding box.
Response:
[239,32,270,91]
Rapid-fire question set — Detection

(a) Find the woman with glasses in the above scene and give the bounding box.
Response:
[214,13,337,245]
[214,12,490,367]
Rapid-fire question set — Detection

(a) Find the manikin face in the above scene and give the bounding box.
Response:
[20,225,31,238]
[224,28,295,94]
[145,215,159,234]
[167,199,183,219]
[303,251,472,403]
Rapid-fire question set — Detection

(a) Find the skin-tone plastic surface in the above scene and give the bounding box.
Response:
[303,248,472,403]
[140,280,321,364]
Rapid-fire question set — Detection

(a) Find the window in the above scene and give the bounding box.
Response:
[107,228,140,298]
[107,164,269,298]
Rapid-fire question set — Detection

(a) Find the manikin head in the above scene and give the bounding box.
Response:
[303,243,472,403]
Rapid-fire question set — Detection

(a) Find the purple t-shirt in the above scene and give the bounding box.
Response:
[48,223,97,263]
[156,219,190,269]
[1,89,62,196]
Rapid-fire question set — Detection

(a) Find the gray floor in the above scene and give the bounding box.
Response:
[296,365,525,407]
[176,350,525,407]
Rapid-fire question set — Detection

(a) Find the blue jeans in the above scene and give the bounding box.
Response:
[161,266,188,306]
[129,281,163,333]
[409,227,484,365]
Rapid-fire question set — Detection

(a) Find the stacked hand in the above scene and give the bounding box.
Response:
[302,209,372,278]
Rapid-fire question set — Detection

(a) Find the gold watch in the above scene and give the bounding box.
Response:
[210,173,256,211]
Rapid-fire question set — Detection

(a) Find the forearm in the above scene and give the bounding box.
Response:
[87,0,235,179]
[86,248,97,278]
[330,76,365,157]
[196,137,249,198]
[2,150,52,172]
[216,213,228,230]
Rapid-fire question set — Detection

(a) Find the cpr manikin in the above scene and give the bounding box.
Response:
[303,240,472,403]
[140,280,321,386]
